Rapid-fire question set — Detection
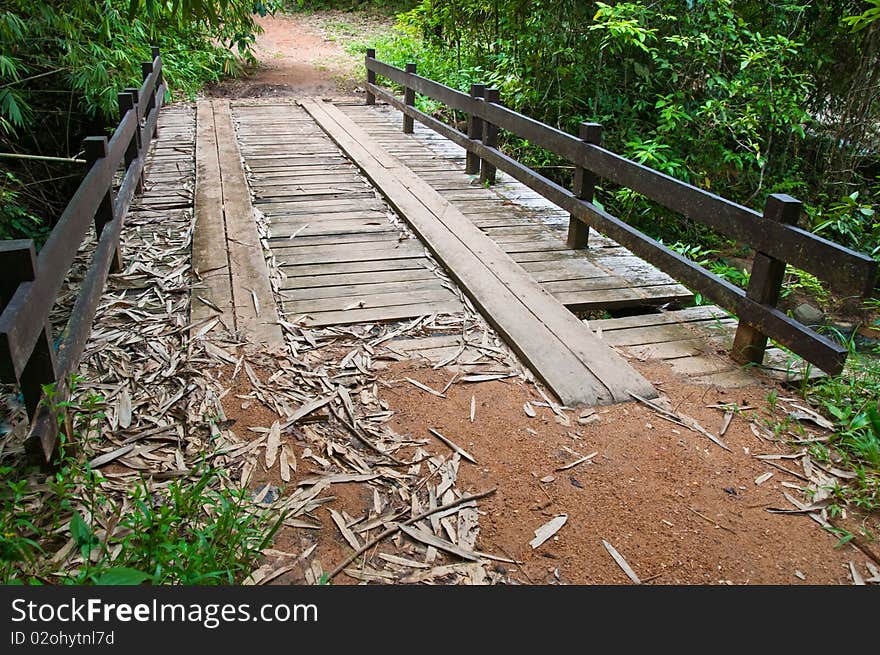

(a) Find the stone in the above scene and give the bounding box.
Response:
[793,303,824,325]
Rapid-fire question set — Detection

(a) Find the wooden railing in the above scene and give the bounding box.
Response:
[365,51,877,378]
[0,47,166,463]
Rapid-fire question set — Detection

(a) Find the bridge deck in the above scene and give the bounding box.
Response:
[337,102,694,312]
[187,97,816,407]
[232,102,464,328]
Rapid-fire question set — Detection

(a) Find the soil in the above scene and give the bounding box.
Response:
[379,358,874,585]
[205,10,879,584]
[205,11,378,100]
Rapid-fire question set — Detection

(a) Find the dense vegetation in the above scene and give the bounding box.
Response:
[0,0,273,241]
[348,1,880,268]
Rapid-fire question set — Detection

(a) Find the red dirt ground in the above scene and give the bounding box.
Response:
[209,12,879,584]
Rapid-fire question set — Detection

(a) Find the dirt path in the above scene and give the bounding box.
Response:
[208,11,378,99]
[203,11,880,585]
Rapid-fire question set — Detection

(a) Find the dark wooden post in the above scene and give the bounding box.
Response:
[479,88,500,185]
[118,90,144,194]
[0,241,59,461]
[141,58,156,116]
[84,136,122,273]
[403,63,416,134]
[0,240,35,317]
[568,122,602,249]
[151,46,163,87]
[465,84,485,175]
[365,48,376,105]
[732,193,802,366]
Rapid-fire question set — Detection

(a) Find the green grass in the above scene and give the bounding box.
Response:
[1,381,282,585]
[765,346,880,517]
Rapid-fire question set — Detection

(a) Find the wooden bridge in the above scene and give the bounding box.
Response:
[2,49,876,462]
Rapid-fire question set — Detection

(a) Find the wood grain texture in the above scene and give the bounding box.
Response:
[305,98,656,405]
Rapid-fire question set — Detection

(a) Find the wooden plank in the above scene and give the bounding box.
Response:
[269,238,417,256]
[268,222,394,239]
[599,321,735,348]
[256,199,385,214]
[555,284,695,311]
[289,299,462,327]
[192,100,234,336]
[211,99,283,348]
[281,267,437,290]
[280,258,429,278]
[287,287,454,314]
[269,231,400,247]
[275,243,425,266]
[590,305,730,332]
[305,99,655,405]
[265,210,387,223]
[282,278,445,301]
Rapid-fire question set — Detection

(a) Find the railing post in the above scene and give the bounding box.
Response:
[83,136,122,273]
[403,63,416,134]
[151,45,163,87]
[141,58,156,117]
[479,88,500,185]
[365,48,376,105]
[0,241,59,462]
[118,90,144,194]
[465,84,485,175]
[568,122,602,249]
[732,193,802,366]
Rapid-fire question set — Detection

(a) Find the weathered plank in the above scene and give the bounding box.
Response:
[288,300,462,327]
[210,99,283,348]
[232,101,462,324]
[305,99,656,405]
[192,100,234,335]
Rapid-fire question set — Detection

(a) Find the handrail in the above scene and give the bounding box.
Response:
[0,46,166,464]
[365,52,877,376]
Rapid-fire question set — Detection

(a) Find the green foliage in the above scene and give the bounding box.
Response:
[0,380,280,585]
[0,171,47,241]
[806,190,880,258]
[665,240,750,288]
[843,0,880,31]
[799,352,880,510]
[0,0,267,242]
[352,1,880,260]
[0,0,264,133]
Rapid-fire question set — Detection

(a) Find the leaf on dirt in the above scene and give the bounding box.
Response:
[754,472,774,485]
[117,388,132,429]
[428,428,477,464]
[523,402,536,418]
[719,410,733,436]
[405,377,446,398]
[281,395,333,429]
[555,451,598,472]
[850,561,866,585]
[265,421,281,469]
[529,515,568,549]
[329,508,362,551]
[399,524,480,561]
[788,403,834,430]
[602,539,641,584]
[89,444,135,469]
